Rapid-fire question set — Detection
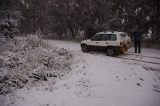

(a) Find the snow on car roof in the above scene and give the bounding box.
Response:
[97,31,126,34]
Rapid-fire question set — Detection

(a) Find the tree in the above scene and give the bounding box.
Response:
[1,0,158,41]
[20,0,50,33]
[0,0,22,38]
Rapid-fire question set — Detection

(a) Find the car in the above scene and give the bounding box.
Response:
[80,31,132,56]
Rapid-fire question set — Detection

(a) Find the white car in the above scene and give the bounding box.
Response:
[80,31,132,56]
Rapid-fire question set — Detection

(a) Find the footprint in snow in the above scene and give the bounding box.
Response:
[139,78,144,81]
[152,84,159,89]
[136,83,142,87]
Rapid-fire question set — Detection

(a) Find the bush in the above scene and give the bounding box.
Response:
[0,18,19,38]
[0,35,72,95]
[26,35,48,48]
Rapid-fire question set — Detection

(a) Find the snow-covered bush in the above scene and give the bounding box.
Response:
[0,36,72,95]
[26,35,48,48]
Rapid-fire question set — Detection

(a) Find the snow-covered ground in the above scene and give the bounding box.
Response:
[1,39,160,106]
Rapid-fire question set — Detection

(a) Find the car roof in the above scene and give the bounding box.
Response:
[96,31,126,35]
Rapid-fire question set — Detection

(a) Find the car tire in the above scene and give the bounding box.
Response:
[81,44,89,52]
[106,47,115,56]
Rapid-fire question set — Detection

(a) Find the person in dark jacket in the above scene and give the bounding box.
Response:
[133,31,142,54]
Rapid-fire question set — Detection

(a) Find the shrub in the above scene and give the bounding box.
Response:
[0,35,72,95]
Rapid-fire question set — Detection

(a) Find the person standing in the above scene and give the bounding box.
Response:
[133,30,142,54]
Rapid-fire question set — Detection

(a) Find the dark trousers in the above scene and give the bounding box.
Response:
[134,40,141,53]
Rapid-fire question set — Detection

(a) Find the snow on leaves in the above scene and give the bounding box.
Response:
[0,35,72,95]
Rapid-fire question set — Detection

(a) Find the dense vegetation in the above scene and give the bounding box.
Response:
[0,0,160,41]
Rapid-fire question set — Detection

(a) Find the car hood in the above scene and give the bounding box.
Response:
[81,39,91,44]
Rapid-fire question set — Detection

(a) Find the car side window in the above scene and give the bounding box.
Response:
[110,34,117,41]
[101,34,110,41]
[91,34,101,41]
[101,34,117,41]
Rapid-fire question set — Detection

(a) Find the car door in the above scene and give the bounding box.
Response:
[101,34,118,49]
[88,34,102,50]
[109,34,118,46]
[100,34,110,50]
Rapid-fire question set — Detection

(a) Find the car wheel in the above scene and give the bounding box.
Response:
[81,44,89,52]
[106,47,115,56]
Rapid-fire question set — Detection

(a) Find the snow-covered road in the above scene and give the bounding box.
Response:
[48,40,160,70]
[1,39,160,106]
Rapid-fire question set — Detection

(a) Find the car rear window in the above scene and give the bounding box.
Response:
[120,33,128,38]
[120,33,128,40]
